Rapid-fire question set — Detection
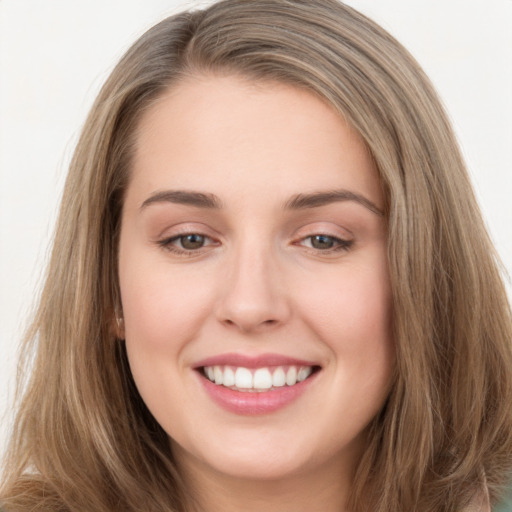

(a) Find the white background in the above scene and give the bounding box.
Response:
[1,0,511,452]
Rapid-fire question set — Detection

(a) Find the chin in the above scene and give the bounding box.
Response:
[171,427,351,484]
[203,453,313,482]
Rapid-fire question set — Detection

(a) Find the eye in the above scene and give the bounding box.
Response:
[309,235,337,250]
[158,232,217,255]
[177,233,207,250]
[300,234,353,253]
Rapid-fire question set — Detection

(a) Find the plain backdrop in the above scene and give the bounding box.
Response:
[1,0,511,453]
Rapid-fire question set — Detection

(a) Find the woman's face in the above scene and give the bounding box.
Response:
[118,75,394,484]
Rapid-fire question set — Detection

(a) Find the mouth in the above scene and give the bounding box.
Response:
[200,364,320,392]
[194,354,321,415]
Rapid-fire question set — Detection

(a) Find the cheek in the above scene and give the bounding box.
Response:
[119,256,216,355]
[286,259,394,459]
[118,260,217,424]
[300,263,392,347]
[295,256,394,398]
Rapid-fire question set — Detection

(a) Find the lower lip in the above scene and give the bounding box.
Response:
[197,371,318,415]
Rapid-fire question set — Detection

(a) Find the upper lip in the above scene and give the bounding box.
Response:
[194,352,320,369]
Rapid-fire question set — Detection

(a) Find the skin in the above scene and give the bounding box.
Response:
[118,74,395,512]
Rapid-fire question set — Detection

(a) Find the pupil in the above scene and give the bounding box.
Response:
[311,235,334,249]
[181,234,204,250]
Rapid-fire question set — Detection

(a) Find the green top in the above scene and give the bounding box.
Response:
[495,486,512,512]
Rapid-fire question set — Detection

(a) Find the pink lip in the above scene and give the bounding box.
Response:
[194,353,320,415]
[194,352,318,369]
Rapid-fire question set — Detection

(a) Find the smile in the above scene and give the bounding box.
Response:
[202,365,314,392]
[194,355,321,415]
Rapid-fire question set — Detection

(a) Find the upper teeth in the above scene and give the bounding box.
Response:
[203,365,313,391]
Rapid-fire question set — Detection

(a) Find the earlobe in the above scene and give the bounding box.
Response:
[115,315,125,339]
[111,311,125,340]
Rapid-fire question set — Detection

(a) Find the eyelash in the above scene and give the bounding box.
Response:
[157,233,353,257]
[298,234,353,254]
[158,233,218,257]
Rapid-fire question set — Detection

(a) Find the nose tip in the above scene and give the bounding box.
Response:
[218,284,288,332]
[215,252,290,333]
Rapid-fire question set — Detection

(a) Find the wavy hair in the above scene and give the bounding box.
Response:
[2,1,512,510]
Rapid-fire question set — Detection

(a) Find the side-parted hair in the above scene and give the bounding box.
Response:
[2,1,511,510]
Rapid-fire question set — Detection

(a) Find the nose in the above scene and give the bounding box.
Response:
[215,243,291,333]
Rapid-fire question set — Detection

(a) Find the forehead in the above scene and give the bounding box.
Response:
[129,74,383,209]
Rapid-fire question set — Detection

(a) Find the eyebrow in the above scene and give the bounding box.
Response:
[284,190,384,216]
[140,188,383,216]
[140,190,223,210]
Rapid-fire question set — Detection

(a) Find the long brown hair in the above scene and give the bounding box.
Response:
[2,1,511,510]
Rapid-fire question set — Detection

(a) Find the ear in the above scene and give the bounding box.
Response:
[115,315,125,340]
[110,309,125,340]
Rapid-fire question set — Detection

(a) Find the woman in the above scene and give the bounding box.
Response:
[1,1,511,510]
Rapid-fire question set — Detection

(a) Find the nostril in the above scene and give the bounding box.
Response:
[220,313,281,332]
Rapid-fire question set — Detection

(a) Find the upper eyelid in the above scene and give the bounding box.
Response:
[155,222,219,240]
[292,225,354,243]
[292,218,354,235]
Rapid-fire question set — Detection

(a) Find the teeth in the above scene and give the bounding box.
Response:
[272,367,286,387]
[223,367,235,387]
[254,368,272,390]
[214,366,223,385]
[297,366,312,382]
[235,367,253,389]
[203,365,315,391]
[286,366,297,386]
